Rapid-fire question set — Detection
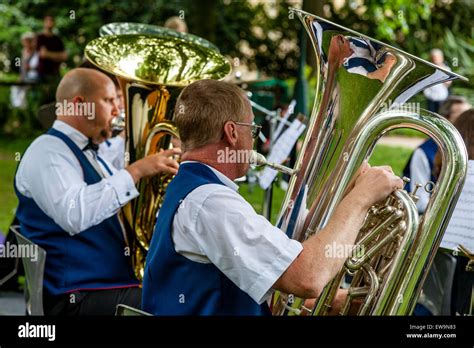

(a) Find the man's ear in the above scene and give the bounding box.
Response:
[72,95,85,104]
[222,121,238,146]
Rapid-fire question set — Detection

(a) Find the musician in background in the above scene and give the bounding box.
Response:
[417,109,474,316]
[404,97,470,316]
[36,58,128,169]
[142,79,402,315]
[423,49,451,113]
[403,96,471,214]
[95,69,126,169]
[14,68,180,315]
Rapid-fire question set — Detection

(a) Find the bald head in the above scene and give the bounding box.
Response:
[55,67,119,143]
[430,48,444,65]
[56,68,114,104]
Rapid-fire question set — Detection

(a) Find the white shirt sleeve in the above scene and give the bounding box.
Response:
[409,148,431,214]
[15,135,138,235]
[172,183,303,304]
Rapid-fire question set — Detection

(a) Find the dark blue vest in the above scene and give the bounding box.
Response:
[14,128,138,296]
[142,162,271,316]
[403,138,438,190]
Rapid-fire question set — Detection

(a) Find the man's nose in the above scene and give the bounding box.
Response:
[111,99,119,116]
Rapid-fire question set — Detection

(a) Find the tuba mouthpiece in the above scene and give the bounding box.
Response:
[111,112,126,132]
[249,150,295,176]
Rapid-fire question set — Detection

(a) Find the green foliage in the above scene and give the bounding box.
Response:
[0,0,301,135]
[0,0,472,136]
[334,0,434,42]
[1,0,472,79]
[443,27,474,79]
[0,0,299,78]
[0,4,41,72]
[0,84,43,136]
[214,0,300,79]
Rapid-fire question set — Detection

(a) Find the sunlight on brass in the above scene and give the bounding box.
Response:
[271,8,468,316]
[99,22,219,51]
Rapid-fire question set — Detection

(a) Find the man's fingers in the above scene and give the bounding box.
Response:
[160,148,182,157]
[164,157,180,170]
[166,167,179,175]
[375,165,394,174]
[393,176,404,190]
[160,159,179,174]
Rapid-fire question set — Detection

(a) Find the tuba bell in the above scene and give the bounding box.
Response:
[267,9,468,315]
[98,22,220,51]
[84,32,231,281]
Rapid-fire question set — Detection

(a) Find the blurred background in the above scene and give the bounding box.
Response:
[0,0,473,232]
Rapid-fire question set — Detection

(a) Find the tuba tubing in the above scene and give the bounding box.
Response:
[270,8,468,316]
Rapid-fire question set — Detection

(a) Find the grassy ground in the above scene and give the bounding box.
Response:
[0,136,413,233]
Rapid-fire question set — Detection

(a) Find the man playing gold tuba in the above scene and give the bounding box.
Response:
[14,68,181,315]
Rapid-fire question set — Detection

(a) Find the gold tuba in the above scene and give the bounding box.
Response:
[84,32,231,281]
[268,9,468,315]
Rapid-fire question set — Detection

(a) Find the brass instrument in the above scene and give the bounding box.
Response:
[249,150,296,176]
[85,33,231,281]
[99,22,219,51]
[264,9,468,315]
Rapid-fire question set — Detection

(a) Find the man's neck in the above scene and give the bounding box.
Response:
[56,116,88,138]
[181,144,239,180]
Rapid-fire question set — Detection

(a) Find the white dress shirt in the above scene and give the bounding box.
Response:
[15,120,139,235]
[99,135,125,170]
[171,162,303,304]
[408,148,431,213]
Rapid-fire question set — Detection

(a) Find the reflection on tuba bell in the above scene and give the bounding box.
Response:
[85,32,231,281]
[264,9,468,315]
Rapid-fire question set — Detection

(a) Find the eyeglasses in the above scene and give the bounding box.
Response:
[234,121,262,139]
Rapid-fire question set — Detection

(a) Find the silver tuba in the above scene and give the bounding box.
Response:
[267,9,468,315]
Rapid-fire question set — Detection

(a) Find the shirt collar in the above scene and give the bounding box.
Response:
[52,120,89,150]
[181,161,239,192]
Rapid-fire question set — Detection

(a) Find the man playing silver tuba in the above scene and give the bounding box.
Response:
[141,79,403,315]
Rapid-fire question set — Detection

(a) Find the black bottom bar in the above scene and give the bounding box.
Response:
[0,315,472,346]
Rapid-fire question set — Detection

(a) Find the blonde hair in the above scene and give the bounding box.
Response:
[174,79,249,151]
